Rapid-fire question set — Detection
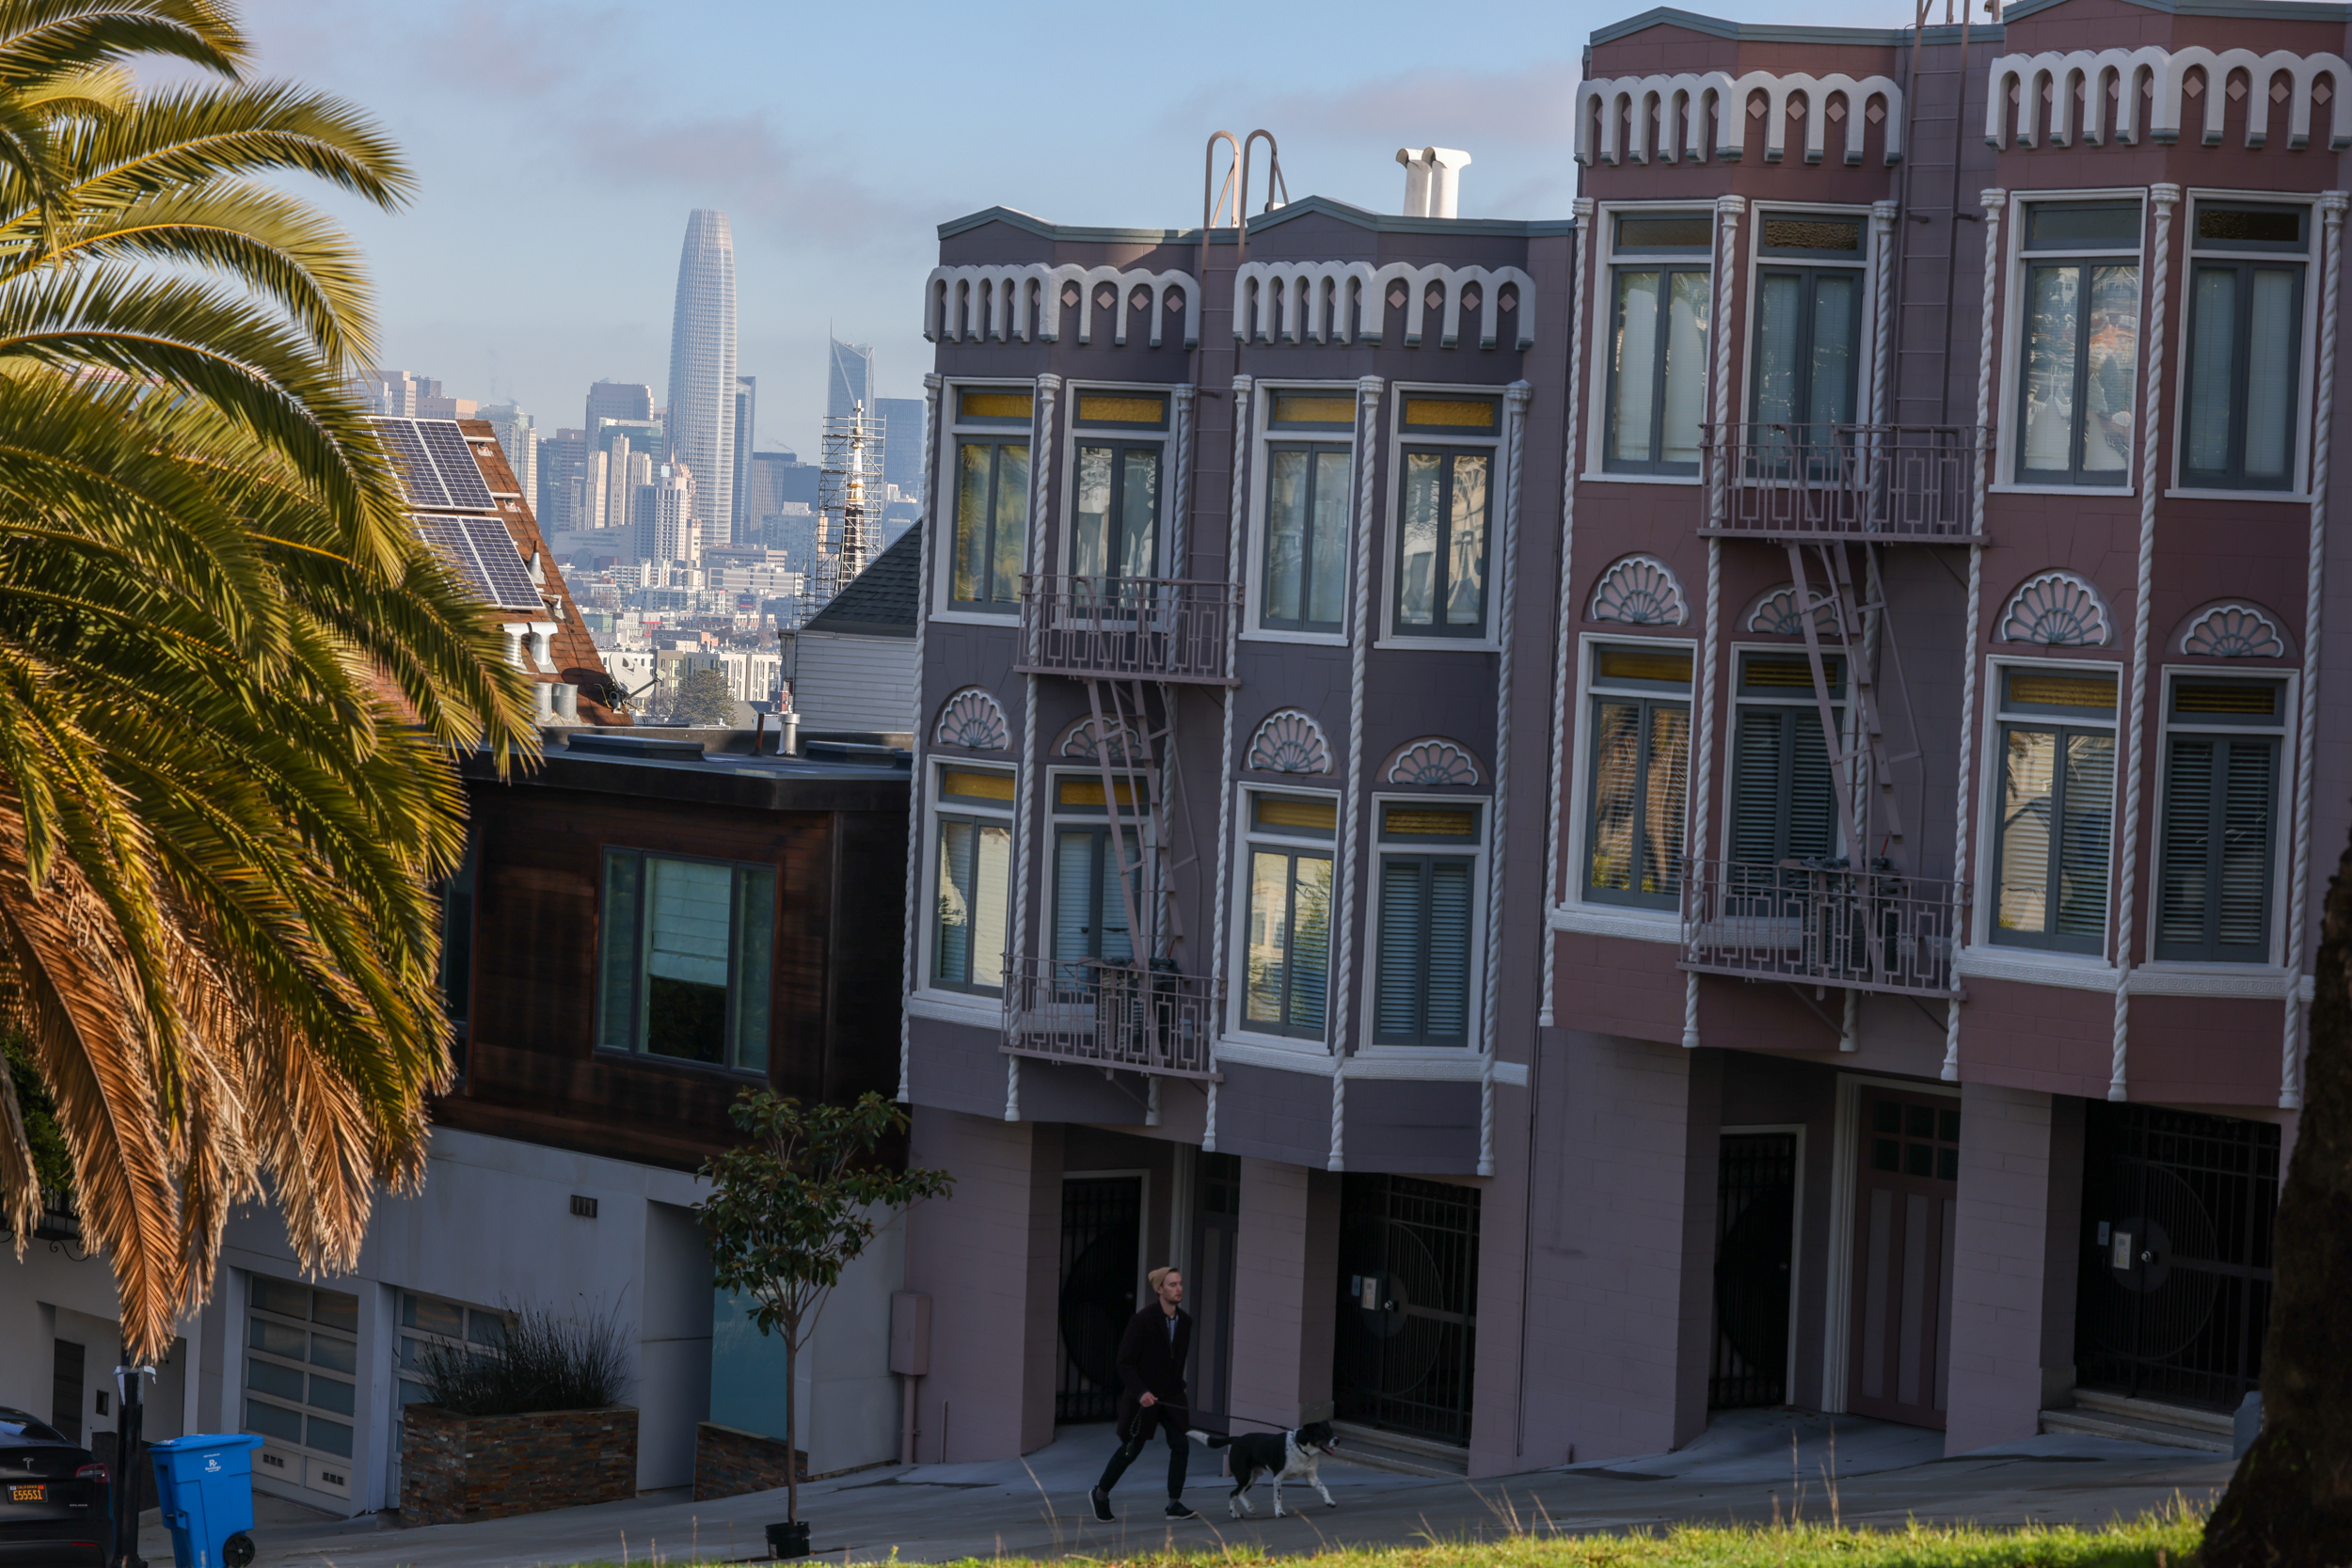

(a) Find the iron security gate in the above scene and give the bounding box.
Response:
[1333,1175,1479,1446]
[1711,1132,1798,1408]
[2077,1103,2278,1410]
[1057,1175,1142,1423]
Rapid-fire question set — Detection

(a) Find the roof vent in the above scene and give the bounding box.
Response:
[1397,147,1471,219]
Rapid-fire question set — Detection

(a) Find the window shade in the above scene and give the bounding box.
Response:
[2156,735,2278,960]
[1375,860,1423,1038]
[1373,856,1475,1046]
[1424,860,1474,1042]
[596,851,642,1051]
[2056,733,2116,941]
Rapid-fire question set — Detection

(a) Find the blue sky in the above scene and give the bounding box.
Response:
[241,0,1896,456]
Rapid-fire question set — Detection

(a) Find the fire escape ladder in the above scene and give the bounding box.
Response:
[1785,541,1907,859]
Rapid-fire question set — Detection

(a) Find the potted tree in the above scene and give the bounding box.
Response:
[697,1092,952,1559]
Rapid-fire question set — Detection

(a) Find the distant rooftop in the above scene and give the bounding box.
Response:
[803,526,919,639]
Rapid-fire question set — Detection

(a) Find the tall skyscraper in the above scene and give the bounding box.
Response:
[827,339,875,422]
[664,211,738,548]
[479,403,538,500]
[878,396,923,497]
[732,374,757,540]
[585,379,654,430]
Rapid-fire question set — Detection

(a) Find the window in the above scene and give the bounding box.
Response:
[1606,212,1712,474]
[1053,775,1144,978]
[396,1292,506,1412]
[1393,396,1498,638]
[1728,653,1843,877]
[949,387,1033,609]
[437,831,477,1081]
[245,1275,358,1497]
[1992,668,2119,952]
[1071,391,1168,584]
[1261,391,1355,633]
[2183,204,2308,491]
[2155,679,2285,962]
[2016,201,2141,485]
[1242,792,1333,1039]
[1751,213,1866,452]
[1373,803,1482,1048]
[596,849,776,1070]
[933,767,1013,993]
[1585,642,1693,908]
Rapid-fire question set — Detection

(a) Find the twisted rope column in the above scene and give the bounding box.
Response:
[2281,191,2347,1110]
[1869,200,1899,428]
[1329,374,1385,1171]
[1685,196,1743,1050]
[1480,381,1534,1175]
[2107,184,2179,1103]
[1169,384,1198,577]
[1945,190,2006,1081]
[1542,198,1596,1029]
[1006,372,1060,1123]
[1206,375,1255,1149]
[898,372,944,1101]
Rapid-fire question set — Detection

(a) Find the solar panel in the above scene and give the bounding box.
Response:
[373,418,448,509]
[413,515,543,610]
[418,420,496,511]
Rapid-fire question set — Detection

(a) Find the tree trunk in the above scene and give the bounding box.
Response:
[2203,836,2352,1566]
[785,1327,800,1525]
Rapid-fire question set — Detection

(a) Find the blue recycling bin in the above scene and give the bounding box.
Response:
[147,1434,262,1568]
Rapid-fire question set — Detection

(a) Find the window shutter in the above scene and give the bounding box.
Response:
[1424,860,1475,1044]
[1729,710,1786,864]
[1375,860,1424,1039]
[2157,738,2216,949]
[2217,738,2277,954]
[596,851,643,1050]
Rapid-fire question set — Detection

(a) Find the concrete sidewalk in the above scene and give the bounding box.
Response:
[158,1412,2233,1568]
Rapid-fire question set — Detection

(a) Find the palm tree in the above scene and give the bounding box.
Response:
[0,0,535,1360]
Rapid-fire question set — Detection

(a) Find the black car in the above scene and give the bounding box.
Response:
[0,1408,110,1566]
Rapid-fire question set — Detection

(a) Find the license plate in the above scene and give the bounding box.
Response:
[9,1484,41,1502]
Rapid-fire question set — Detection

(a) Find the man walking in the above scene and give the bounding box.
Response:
[1089,1265,1196,1521]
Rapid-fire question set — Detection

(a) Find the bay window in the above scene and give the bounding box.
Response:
[1241,792,1334,1040]
[1373,803,1483,1049]
[949,387,1033,609]
[1393,394,1499,638]
[2154,679,2285,962]
[1585,641,1693,908]
[1750,212,1866,463]
[932,767,1013,994]
[2181,203,2308,491]
[1605,212,1713,475]
[2015,201,2141,485]
[1070,390,1168,584]
[1991,667,2118,953]
[1261,390,1356,633]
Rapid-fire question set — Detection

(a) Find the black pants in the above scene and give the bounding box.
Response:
[1098,1403,1188,1499]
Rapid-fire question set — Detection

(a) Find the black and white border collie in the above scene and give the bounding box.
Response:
[1186,1422,1340,1518]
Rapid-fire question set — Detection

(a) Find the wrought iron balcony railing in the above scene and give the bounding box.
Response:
[1002,956,1220,1080]
[1680,860,1966,998]
[1015,576,1240,685]
[1701,423,1988,542]
[1,1187,85,1254]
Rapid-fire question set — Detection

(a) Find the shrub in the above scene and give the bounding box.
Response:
[417,1301,627,1417]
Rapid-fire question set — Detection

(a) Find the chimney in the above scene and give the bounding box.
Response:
[1396,147,1472,219]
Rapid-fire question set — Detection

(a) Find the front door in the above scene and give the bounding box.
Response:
[1846,1087,1960,1428]
[1187,1153,1240,1432]
[1332,1175,1480,1446]
[1057,1175,1142,1423]
[1712,1132,1797,1408]
[2075,1103,2278,1410]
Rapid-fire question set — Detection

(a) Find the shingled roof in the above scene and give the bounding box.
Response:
[803,526,920,639]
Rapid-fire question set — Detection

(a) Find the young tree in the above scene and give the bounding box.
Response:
[675,667,738,727]
[2203,839,2352,1566]
[696,1092,953,1525]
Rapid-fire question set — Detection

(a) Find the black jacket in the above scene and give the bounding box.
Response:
[1113,1304,1191,1434]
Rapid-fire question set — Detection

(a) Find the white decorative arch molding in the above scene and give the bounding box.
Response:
[1986,47,2352,150]
[1589,554,1690,626]
[1745,582,1837,637]
[2183,603,2289,658]
[2000,570,2113,647]
[1575,71,1904,167]
[1246,708,1331,774]
[1232,261,1535,350]
[932,686,1009,751]
[1383,737,1484,787]
[1056,714,1146,763]
[923,264,1201,349]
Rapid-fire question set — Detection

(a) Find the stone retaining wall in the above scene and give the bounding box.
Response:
[692,1421,806,1501]
[400,1405,637,1524]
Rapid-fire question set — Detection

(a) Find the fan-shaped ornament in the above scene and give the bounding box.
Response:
[1590,555,1688,626]
[2182,604,2285,659]
[933,687,1009,751]
[1385,739,1482,787]
[2000,571,2110,647]
[1746,584,1837,637]
[1247,709,1331,774]
[1059,716,1145,763]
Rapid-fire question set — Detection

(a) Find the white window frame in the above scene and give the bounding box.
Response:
[1376,381,1506,651]
[930,379,1039,625]
[1992,186,2147,497]
[1359,791,1491,1057]
[2166,188,2319,502]
[1717,641,1852,867]
[1058,380,1176,581]
[919,759,1016,1003]
[1583,201,1717,486]
[1222,782,1342,1053]
[1565,630,1697,919]
[1972,654,2125,956]
[1737,204,1881,448]
[1241,381,1360,648]
[2142,663,2297,971]
[1045,765,1152,973]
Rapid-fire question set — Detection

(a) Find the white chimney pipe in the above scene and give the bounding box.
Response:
[1396,146,1472,219]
